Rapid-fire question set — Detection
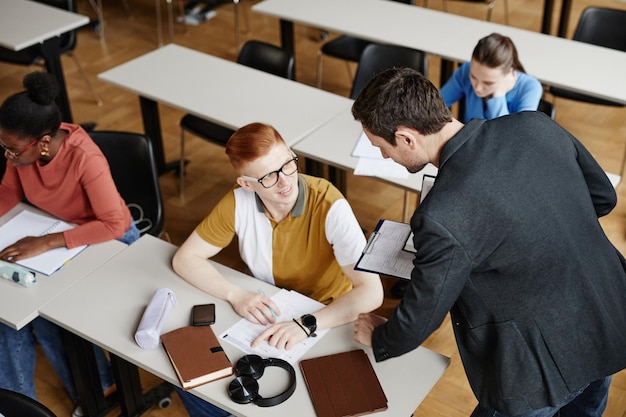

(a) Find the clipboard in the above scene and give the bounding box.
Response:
[355,219,414,280]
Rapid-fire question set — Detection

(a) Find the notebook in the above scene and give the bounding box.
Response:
[300,349,388,417]
[161,325,233,390]
[0,210,87,275]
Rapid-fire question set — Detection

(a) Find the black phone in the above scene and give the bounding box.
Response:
[191,303,215,326]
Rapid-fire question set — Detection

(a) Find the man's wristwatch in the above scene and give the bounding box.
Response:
[300,314,317,337]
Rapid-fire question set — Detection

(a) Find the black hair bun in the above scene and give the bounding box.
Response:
[23,72,59,105]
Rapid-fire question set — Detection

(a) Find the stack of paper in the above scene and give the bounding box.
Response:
[352,131,409,178]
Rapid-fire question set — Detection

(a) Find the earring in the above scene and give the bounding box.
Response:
[40,147,50,157]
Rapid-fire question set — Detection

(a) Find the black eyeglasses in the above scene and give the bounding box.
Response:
[241,156,299,189]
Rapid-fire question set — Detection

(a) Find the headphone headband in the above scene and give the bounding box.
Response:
[228,354,296,407]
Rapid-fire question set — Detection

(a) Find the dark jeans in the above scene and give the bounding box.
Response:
[470,376,612,417]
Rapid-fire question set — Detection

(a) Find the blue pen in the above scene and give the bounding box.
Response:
[257,289,277,317]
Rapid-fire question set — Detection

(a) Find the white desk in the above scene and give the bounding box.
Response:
[0,203,126,330]
[293,107,438,193]
[41,234,450,417]
[0,0,90,122]
[98,44,353,175]
[253,0,626,104]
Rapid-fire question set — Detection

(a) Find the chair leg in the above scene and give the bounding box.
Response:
[316,50,324,88]
[486,0,495,21]
[503,0,509,25]
[68,53,103,106]
[233,0,241,52]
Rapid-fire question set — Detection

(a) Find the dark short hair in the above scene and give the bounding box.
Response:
[351,67,452,145]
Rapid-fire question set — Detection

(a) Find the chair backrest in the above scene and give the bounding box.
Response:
[89,131,165,238]
[573,6,626,51]
[537,99,555,119]
[350,43,428,99]
[0,389,57,417]
[236,40,295,81]
[548,6,626,107]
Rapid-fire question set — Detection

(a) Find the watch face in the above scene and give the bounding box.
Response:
[302,314,316,327]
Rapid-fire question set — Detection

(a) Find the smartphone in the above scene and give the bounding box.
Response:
[191,303,215,326]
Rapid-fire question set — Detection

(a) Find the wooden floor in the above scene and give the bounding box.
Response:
[2,0,626,415]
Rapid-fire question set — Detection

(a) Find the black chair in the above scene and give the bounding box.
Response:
[327,43,428,194]
[89,131,165,238]
[537,98,555,119]
[315,0,414,89]
[0,0,102,106]
[549,7,626,107]
[349,43,428,100]
[178,40,295,197]
[0,389,57,417]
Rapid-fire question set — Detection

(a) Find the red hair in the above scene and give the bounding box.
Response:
[225,123,286,171]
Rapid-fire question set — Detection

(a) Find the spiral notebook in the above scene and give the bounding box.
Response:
[0,210,87,276]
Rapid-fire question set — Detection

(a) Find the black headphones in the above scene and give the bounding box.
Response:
[227,354,296,407]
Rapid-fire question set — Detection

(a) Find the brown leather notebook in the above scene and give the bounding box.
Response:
[300,349,388,417]
[161,325,233,390]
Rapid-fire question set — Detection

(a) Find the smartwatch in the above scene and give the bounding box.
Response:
[300,314,317,337]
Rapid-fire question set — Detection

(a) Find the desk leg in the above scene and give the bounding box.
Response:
[110,354,174,417]
[40,36,73,123]
[279,19,295,76]
[139,96,180,176]
[557,0,572,38]
[541,0,555,33]
[61,329,116,417]
[439,59,454,87]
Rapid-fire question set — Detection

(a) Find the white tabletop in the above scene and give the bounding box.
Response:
[253,0,626,104]
[0,0,89,51]
[0,203,126,330]
[98,44,354,146]
[40,234,450,417]
[293,107,439,193]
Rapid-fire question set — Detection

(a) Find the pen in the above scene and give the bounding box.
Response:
[257,289,277,317]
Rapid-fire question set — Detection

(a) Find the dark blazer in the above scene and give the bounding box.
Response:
[372,113,626,415]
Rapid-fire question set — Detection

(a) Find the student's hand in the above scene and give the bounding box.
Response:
[0,235,58,262]
[353,312,388,347]
[230,290,281,326]
[251,320,307,350]
[492,70,517,97]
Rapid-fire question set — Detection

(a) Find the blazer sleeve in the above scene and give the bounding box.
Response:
[371,215,472,361]
[572,135,616,217]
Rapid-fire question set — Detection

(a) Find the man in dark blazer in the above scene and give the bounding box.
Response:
[351,67,626,417]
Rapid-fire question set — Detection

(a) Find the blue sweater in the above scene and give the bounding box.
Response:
[440,62,543,123]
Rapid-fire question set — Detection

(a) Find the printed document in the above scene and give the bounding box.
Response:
[355,219,415,280]
[219,289,328,364]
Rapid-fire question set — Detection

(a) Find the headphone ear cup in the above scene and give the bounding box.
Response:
[234,354,265,379]
[228,375,259,404]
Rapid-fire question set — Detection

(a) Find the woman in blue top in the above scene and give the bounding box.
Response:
[440,33,543,123]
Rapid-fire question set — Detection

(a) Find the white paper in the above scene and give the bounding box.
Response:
[0,210,87,276]
[356,220,415,280]
[352,131,409,179]
[219,289,328,365]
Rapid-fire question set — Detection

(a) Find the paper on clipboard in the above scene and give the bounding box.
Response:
[355,219,415,280]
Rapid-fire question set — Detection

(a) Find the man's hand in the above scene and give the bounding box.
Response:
[353,312,388,347]
[230,290,281,325]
